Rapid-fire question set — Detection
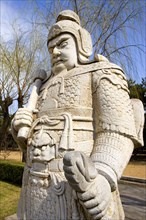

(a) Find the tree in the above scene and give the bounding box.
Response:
[0,21,48,149]
[29,0,145,78]
[128,77,146,107]
[128,78,146,150]
[1,0,145,149]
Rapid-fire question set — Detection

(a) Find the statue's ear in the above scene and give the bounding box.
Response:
[79,28,92,56]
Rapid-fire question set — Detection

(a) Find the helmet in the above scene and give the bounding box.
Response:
[47,10,92,62]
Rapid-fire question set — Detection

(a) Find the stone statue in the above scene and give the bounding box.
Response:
[11,10,144,220]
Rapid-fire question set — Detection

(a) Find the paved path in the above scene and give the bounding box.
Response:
[5,182,146,220]
[119,182,146,220]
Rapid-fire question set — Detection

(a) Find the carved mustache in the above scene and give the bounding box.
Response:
[52,58,68,66]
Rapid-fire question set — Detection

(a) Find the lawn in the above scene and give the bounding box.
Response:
[0,181,21,220]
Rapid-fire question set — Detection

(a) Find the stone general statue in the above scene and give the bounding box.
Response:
[11,10,144,220]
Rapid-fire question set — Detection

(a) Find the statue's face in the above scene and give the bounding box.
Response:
[48,33,78,75]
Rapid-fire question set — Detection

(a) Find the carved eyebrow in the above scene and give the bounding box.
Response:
[48,37,70,50]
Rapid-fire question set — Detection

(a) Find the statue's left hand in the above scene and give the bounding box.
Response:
[63,151,111,220]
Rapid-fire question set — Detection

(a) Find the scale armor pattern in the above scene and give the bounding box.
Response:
[92,69,137,140]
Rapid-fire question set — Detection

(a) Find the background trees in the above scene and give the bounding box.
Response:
[29,0,145,80]
[0,22,48,149]
[128,78,146,151]
[128,78,146,108]
[0,0,145,150]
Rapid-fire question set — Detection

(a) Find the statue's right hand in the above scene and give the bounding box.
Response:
[12,108,33,132]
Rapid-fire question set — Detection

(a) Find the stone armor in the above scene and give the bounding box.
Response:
[16,61,140,220]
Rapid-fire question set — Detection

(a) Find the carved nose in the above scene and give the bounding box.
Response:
[53,47,60,55]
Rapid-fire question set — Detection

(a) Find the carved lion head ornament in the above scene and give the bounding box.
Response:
[47,10,93,63]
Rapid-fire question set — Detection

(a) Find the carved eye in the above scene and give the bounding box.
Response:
[59,41,68,48]
[49,47,53,54]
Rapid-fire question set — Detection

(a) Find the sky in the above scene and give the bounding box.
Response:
[0,0,146,84]
[0,0,34,40]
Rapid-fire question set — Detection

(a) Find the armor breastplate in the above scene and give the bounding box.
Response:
[37,70,93,117]
[27,70,94,168]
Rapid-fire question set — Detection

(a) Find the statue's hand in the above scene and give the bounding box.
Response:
[63,151,111,220]
[12,108,33,132]
[63,151,97,192]
[78,174,111,220]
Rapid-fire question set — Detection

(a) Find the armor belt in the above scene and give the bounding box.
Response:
[37,107,93,119]
[30,113,93,151]
[30,158,64,176]
[29,113,94,176]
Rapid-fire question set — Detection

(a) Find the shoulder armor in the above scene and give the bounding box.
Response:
[92,66,128,94]
[92,66,139,146]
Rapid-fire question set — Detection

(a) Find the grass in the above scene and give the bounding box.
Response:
[0,181,21,220]
[0,160,24,166]
[0,159,24,166]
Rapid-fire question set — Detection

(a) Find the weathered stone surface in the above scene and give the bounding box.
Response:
[5,182,146,220]
[11,10,144,220]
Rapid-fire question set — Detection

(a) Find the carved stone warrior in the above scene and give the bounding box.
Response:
[11,10,144,220]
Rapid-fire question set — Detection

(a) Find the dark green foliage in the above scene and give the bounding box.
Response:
[143,114,146,148]
[0,161,24,186]
[128,78,146,148]
[128,78,146,108]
